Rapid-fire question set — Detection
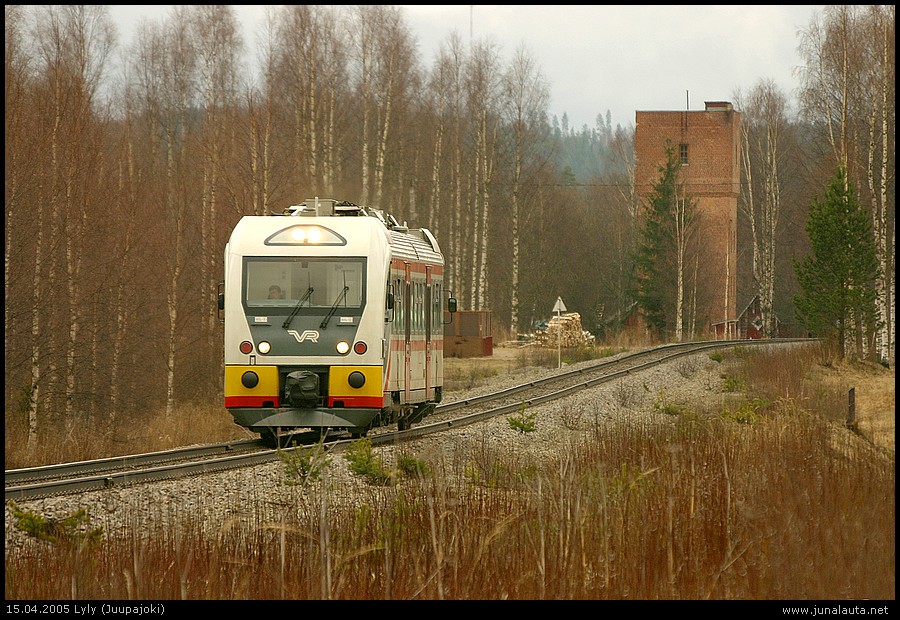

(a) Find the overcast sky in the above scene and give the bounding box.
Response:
[108,5,827,131]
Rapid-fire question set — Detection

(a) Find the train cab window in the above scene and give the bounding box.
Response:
[244,258,365,310]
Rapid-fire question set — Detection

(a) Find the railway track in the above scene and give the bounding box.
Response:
[5,339,811,502]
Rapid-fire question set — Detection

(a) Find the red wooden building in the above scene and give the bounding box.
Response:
[712,294,780,340]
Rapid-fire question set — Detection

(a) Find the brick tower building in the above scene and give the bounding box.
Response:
[634,101,740,336]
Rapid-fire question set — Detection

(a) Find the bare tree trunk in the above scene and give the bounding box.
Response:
[324,76,335,196]
[428,119,444,234]
[165,127,185,419]
[248,95,261,215]
[307,55,318,190]
[264,103,272,213]
[510,158,520,332]
[28,176,45,455]
[64,166,81,430]
[690,256,699,338]
[477,116,494,310]
[503,46,550,334]
[255,32,276,215]
[111,112,137,420]
[673,182,699,342]
[875,9,893,362]
[451,121,462,300]
[164,86,189,418]
[674,192,685,343]
[374,76,392,209]
[360,59,370,206]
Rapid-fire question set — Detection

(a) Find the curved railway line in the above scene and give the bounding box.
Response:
[5,339,812,502]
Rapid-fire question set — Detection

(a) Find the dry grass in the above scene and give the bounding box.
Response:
[6,409,893,600]
[807,359,895,451]
[4,403,254,470]
[5,342,895,600]
[444,341,622,390]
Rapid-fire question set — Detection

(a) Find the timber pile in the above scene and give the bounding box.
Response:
[534,312,595,347]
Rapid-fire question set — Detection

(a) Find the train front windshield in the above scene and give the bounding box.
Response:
[244,258,365,310]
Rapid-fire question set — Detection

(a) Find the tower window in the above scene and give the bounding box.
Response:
[680,143,689,165]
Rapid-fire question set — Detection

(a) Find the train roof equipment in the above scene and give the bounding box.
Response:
[270,197,443,264]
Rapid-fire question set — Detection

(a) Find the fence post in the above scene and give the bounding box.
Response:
[846,387,856,429]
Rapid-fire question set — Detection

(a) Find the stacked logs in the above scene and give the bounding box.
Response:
[534,312,595,347]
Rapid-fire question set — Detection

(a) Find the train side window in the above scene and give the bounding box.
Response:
[420,282,426,335]
[413,281,419,335]
[432,282,441,329]
[420,282,425,335]
[420,282,425,334]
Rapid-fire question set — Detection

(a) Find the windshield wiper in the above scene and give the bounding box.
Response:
[320,286,349,329]
[282,287,314,329]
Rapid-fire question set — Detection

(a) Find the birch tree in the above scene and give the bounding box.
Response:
[189,6,242,350]
[672,187,699,342]
[735,80,788,338]
[501,44,549,333]
[247,10,278,216]
[33,6,116,431]
[135,10,197,419]
[350,5,413,209]
[442,34,468,303]
[274,5,340,198]
[863,5,894,363]
[465,40,501,310]
[6,5,43,452]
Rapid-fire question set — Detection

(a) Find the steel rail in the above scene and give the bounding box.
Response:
[5,339,815,502]
[5,439,268,486]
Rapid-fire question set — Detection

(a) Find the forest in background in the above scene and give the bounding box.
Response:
[4,6,894,444]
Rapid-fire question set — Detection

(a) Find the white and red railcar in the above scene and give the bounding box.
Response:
[220,198,455,443]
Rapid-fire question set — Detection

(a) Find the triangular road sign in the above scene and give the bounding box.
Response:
[552,297,566,313]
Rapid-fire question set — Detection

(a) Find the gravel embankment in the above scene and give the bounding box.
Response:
[2,348,769,552]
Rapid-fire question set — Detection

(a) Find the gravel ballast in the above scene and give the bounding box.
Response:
[1,346,800,552]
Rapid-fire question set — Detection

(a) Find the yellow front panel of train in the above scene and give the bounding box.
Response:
[225,366,279,407]
[328,366,382,398]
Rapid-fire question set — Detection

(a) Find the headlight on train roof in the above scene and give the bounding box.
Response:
[257,341,271,354]
[336,341,350,355]
[265,225,346,246]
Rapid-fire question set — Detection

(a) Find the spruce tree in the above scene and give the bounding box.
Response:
[793,168,882,359]
[633,140,695,338]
